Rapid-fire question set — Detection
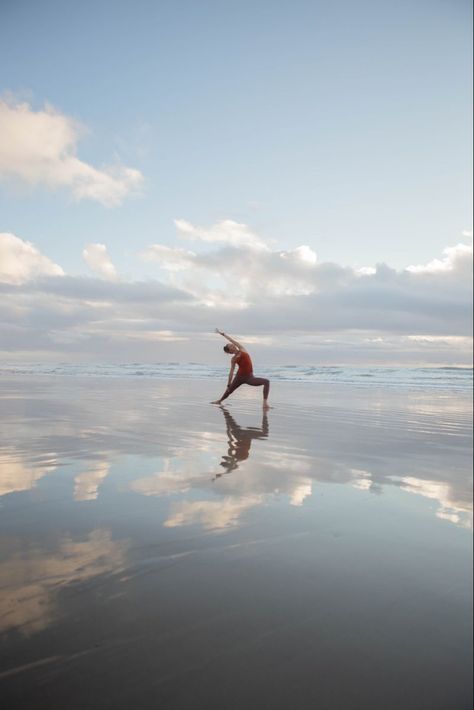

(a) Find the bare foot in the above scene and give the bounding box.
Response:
[263,402,272,410]
[211,400,222,405]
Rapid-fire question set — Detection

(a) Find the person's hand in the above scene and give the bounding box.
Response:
[215,328,225,335]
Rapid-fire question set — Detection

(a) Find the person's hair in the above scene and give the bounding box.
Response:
[223,344,232,353]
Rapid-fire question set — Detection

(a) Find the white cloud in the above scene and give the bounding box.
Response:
[174,218,269,250]
[140,244,196,271]
[406,242,473,274]
[0,97,143,206]
[82,243,118,280]
[400,476,473,530]
[280,245,317,266]
[0,225,472,365]
[143,223,326,299]
[0,232,64,284]
[164,495,262,530]
[289,482,312,506]
[406,335,471,345]
[130,470,193,497]
[0,457,57,497]
[0,530,128,634]
[143,220,473,312]
[74,462,110,501]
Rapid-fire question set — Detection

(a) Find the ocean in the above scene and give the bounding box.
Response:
[1,362,472,391]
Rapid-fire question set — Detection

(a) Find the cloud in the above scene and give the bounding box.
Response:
[0,232,64,284]
[144,223,326,300]
[140,244,196,271]
[164,495,263,530]
[1,382,470,539]
[280,244,317,266]
[0,230,195,357]
[400,476,472,530]
[406,242,473,274]
[0,97,143,206]
[74,462,110,501]
[0,457,57,497]
[0,225,472,365]
[128,439,318,530]
[130,470,193,497]
[289,482,313,506]
[0,530,128,634]
[140,220,472,336]
[82,243,118,280]
[174,218,269,250]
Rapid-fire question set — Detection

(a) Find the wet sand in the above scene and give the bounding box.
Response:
[0,376,472,709]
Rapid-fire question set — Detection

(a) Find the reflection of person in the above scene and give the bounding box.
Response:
[211,329,271,409]
[214,407,269,479]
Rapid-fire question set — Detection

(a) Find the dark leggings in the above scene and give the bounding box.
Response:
[220,374,270,401]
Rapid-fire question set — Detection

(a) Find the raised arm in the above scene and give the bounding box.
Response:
[215,329,247,353]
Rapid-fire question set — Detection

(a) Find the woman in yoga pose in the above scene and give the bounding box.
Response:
[213,407,269,479]
[211,329,271,409]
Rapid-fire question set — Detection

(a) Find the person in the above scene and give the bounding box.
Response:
[213,407,269,480]
[211,329,271,409]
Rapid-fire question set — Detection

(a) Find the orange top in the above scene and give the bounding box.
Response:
[235,351,253,377]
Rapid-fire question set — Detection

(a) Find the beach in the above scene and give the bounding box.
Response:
[0,373,472,709]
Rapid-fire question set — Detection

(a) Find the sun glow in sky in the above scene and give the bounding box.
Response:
[0,0,472,365]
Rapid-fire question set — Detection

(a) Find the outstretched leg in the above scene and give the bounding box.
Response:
[212,376,245,404]
[245,375,271,408]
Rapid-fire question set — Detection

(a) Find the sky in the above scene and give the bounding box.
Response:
[0,0,472,365]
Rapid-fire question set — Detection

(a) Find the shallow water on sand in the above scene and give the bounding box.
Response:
[0,377,472,709]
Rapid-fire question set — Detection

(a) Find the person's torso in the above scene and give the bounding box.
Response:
[236,351,253,377]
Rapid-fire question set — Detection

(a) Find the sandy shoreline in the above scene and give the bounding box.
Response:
[0,376,472,709]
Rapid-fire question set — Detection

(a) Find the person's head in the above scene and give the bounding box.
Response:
[223,343,238,355]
